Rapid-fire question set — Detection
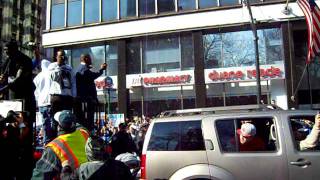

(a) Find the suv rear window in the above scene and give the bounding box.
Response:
[147,120,205,151]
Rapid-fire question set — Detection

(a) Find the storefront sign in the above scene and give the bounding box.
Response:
[205,64,285,83]
[95,76,118,95]
[143,75,191,85]
[126,70,195,88]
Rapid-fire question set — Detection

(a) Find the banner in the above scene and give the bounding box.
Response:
[108,114,125,127]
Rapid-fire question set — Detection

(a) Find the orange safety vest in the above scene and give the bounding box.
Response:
[46,128,89,169]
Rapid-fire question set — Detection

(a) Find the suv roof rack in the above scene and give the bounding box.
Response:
[157,104,282,118]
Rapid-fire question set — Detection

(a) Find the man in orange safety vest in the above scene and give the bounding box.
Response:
[32,110,89,179]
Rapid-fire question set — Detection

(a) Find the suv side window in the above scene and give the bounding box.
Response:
[147,120,205,151]
[216,117,277,152]
[289,115,320,151]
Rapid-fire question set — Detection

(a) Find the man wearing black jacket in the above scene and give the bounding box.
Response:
[111,123,138,158]
[74,54,107,131]
[0,40,36,180]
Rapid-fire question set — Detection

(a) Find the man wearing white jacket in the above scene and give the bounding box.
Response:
[48,49,77,139]
[34,59,53,144]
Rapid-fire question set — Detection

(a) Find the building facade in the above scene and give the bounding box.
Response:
[43,0,320,118]
[0,0,43,62]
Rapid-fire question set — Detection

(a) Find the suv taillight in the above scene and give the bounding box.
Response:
[140,154,146,180]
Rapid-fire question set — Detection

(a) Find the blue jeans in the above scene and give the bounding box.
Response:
[39,106,54,144]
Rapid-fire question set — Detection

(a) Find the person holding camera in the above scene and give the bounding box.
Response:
[0,110,32,180]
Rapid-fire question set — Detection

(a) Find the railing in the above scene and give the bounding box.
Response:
[157,104,282,118]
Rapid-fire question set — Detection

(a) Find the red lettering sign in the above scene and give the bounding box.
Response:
[247,66,281,79]
[143,75,191,85]
[209,70,244,81]
[209,66,282,82]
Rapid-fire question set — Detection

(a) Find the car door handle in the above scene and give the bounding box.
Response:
[290,159,311,167]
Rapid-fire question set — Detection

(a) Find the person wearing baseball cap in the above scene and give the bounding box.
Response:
[32,110,89,179]
[237,122,266,151]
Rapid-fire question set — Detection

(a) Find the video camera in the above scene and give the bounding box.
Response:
[0,110,29,128]
[0,110,20,126]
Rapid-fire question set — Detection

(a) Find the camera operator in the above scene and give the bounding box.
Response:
[0,110,33,180]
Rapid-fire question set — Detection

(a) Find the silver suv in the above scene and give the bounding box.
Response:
[141,105,320,180]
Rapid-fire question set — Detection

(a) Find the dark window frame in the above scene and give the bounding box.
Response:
[288,115,320,152]
[147,120,205,151]
[215,117,278,153]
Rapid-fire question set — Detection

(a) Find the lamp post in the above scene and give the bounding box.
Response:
[244,0,262,104]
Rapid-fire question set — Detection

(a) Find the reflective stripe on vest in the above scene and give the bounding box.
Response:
[46,129,88,169]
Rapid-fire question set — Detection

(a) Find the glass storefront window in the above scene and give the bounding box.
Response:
[129,85,196,118]
[102,0,118,21]
[199,0,218,8]
[51,0,65,28]
[71,46,106,71]
[127,40,142,74]
[85,0,100,24]
[120,0,136,19]
[181,34,195,70]
[263,28,283,64]
[143,86,195,117]
[178,0,196,11]
[143,35,180,73]
[64,49,72,65]
[139,0,155,16]
[220,0,239,6]
[106,43,118,76]
[68,0,82,26]
[206,84,224,107]
[203,28,283,69]
[129,87,143,117]
[206,81,271,107]
[127,34,194,74]
[158,0,175,13]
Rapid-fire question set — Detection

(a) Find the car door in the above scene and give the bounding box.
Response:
[284,112,320,180]
[202,114,289,180]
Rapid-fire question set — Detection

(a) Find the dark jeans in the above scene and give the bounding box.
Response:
[74,97,97,132]
[39,106,54,144]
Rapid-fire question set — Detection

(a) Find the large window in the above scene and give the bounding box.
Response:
[106,43,118,76]
[68,0,82,26]
[178,0,196,11]
[206,81,271,107]
[85,0,100,24]
[126,40,141,74]
[220,0,239,6]
[203,28,284,69]
[199,0,218,8]
[51,0,65,28]
[143,35,181,73]
[71,46,106,71]
[129,85,196,118]
[102,0,118,21]
[181,34,194,70]
[127,34,194,74]
[139,0,155,16]
[120,0,136,19]
[158,0,175,13]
